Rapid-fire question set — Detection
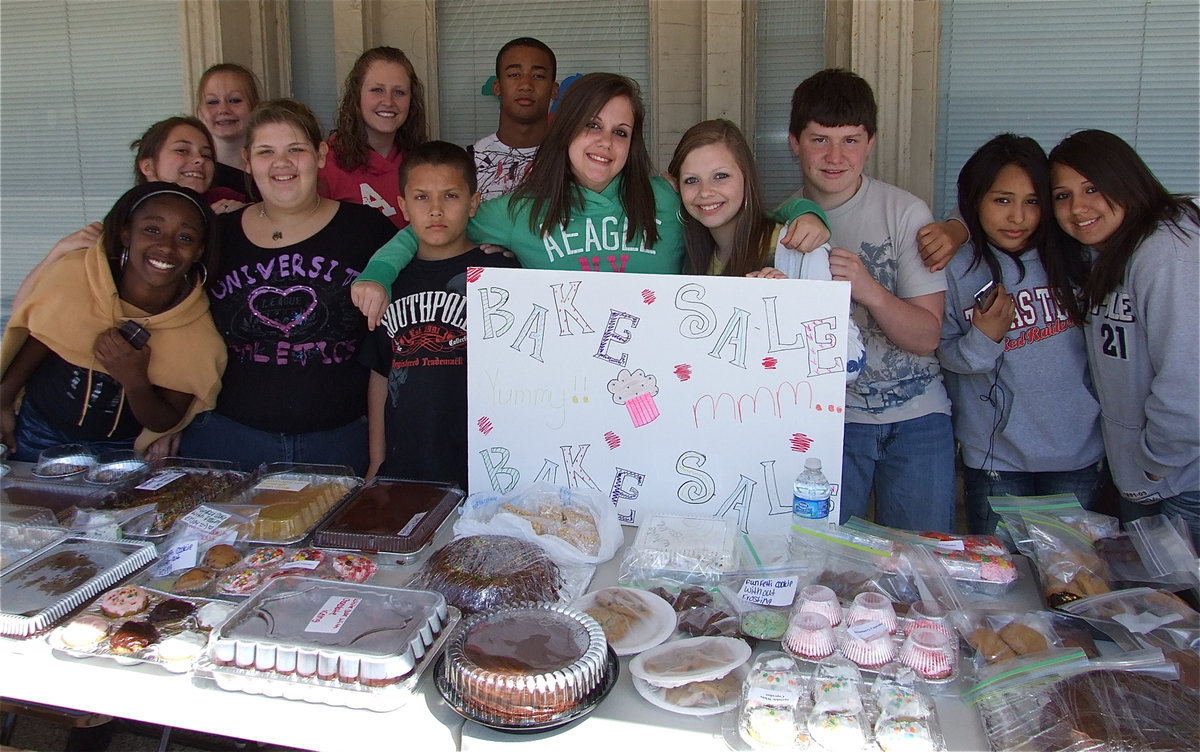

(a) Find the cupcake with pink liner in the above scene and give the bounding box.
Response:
[907,600,954,640]
[899,627,954,680]
[836,623,896,669]
[607,368,660,427]
[796,584,842,627]
[784,611,837,660]
[845,592,898,634]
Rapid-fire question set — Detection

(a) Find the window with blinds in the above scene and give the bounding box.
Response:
[0,1,185,329]
[752,0,827,207]
[434,0,651,151]
[289,0,339,135]
[934,0,1200,218]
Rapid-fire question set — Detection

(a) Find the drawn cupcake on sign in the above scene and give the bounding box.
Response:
[607,368,660,427]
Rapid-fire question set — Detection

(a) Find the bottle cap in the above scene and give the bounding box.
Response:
[804,458,822,471]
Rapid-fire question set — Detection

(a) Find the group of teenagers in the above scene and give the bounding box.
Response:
[1,37,1196,546]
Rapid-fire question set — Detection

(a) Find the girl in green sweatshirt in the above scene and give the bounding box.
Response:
[352,73,827,327]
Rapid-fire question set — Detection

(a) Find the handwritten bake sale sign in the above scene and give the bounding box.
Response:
[466,268,851,535]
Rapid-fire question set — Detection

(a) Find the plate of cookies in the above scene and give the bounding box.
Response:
[146,544,380,601]
[49,584,233,673]
[571,586,675,656]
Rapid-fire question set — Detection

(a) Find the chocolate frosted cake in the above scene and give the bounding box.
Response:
[314,479,463,554]
[444,604,607,723]
[408,535,564,615]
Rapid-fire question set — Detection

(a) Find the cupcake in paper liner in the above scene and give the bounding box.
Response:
[608,367,660,427]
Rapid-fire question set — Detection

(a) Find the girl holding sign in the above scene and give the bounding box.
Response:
[351,74,829,328]
[1047,130,1199,543]
[936,134,1104,534]
[667,119,864,381]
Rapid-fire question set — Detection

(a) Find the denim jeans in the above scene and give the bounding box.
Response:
[963,461,1106,535]
[10,398,135,462]
[179,411,369,476]
[1120,489,1200,551]
[840,412,956,532]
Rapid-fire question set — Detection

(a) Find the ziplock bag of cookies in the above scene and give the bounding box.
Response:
[1018,510,1112,609]
[453,482,622,565]
[791,523,921,606]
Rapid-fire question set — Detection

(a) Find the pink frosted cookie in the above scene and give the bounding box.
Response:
[979,555,1017,583]
[218,569,262,596]
[332,553,377,583]
[99,585,149,618]
[241,546,285,569]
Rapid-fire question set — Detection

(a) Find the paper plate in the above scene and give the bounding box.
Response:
[631,662,749,716]
[570,586,675,656]
[630,635,752,688]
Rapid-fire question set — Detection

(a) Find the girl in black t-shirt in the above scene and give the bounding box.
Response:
[178,99,397,474]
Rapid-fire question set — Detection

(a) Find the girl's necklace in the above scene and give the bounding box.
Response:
[259,196,322,241]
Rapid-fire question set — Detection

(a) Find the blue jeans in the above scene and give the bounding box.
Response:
[10,398,135,462]
[963,462,1106,535]
[179,411,368,476]
[1120,489,1200,551]
[840,413,956,532]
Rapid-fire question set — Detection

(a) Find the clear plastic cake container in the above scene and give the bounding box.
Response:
[312,477,463,556]
[104,458,248,541]
[208,575,447,691]
[1,473,111,524]
[0,536,158,637]
[198,604,459,711]
[442,603,609,726]
[0,521,69,575]
[225,463,361,545]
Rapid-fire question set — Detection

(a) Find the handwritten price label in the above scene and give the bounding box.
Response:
[136,471,185,491]
[748,686,801,706]
[847,620,888,640]
[398,512,426,537]
[279,559,321,571]
[306,596,362,634]
[181,505,232,533]
[738,576,798,607]
[254,477,309,492]
[149,539,198,577]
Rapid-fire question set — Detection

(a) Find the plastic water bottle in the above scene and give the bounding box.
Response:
[790,458,832,547]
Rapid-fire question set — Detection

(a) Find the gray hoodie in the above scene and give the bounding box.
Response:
[1085,217,1200,501]
[938,244,1104,473]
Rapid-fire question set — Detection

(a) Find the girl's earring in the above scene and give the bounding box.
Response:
[192,263,208,288]
[120,247,129,269]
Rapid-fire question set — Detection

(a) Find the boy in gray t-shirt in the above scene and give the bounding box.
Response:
[787,69,955,532]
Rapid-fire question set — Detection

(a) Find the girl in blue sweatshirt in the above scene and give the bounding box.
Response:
[937,134,1105,534]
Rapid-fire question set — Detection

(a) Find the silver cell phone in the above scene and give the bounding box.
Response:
[973,280,997,311]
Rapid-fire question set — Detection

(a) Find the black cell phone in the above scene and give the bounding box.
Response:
[973,280,998,312]
[119,320,150,350]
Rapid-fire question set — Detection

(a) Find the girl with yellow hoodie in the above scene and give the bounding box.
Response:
[1,182,226,461]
